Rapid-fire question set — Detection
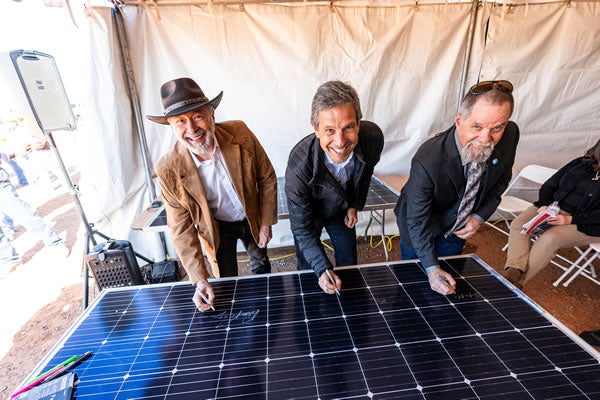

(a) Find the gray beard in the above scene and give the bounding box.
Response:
[461,140,494,164]
[195,132,214,155]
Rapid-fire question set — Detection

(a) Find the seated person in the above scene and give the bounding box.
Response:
[503,138,600,288]
[285,80,384,295]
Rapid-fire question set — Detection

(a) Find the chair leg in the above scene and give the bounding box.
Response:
[502,217,511,232]
[552,247,593,287]
[562,252,600,287]
[486,220,510,236]
[488,211,514,252]
[574,246,597,277]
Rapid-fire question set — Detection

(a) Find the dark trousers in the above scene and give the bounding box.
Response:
[400,234,466,261]
[215,219,271,277]
[294,212,357,270]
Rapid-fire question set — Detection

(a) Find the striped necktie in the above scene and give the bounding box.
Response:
[445,162,484,237]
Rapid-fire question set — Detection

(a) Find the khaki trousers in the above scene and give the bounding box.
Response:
[504,205,600,284]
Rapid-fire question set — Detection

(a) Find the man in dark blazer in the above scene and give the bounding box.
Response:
[286,80,384,295]
[394,80,519,295]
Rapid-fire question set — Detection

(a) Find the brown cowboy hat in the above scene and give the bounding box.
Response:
[146,77,223,125]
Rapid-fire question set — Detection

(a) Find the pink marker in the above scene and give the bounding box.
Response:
[10,366,65,399]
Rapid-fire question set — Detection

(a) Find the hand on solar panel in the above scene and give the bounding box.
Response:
[344,207,358,228]
[318,269,342,295]
[427,268,456,295]
[193,279,215,312]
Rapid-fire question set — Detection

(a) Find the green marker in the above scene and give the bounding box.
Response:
[26,354,79,384]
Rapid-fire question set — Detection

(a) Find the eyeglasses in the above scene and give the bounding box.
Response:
[469,80,513,95]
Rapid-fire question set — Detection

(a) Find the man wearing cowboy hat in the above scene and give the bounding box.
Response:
[148,77,277,312]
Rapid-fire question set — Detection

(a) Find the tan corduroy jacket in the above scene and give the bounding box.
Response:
[156,121,277,283]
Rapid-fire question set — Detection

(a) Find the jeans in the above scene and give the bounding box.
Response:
[1,213,15,231]
[0,227,20,265]
[1,153,28,186]
[215,219,271,277]
[0,181,62,265]
[294,212,357,270]
[400,234,466,263]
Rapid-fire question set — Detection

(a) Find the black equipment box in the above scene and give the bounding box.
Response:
[85,240,144,290]
[145,260,180,284]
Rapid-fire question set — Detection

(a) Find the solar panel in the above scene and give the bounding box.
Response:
[276,176,287,218]
[276,175,398,218]
[148,209,167,228]
[363,176,400,211]
[24,256,600,399]
[144,176,398,231]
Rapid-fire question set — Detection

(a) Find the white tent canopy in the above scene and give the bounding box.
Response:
[68,0,600,261]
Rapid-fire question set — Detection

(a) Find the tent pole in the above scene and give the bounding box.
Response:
[112,7,170,259]
[456,0,480,110]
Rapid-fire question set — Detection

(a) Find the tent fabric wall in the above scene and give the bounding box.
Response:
[81,1,600,260]
[472,1,600,169]
[125,3,474,176]
[81,6,166,260]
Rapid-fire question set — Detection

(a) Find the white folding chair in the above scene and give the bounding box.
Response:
[487,164,558,238]
[486,164,558,255]
[553,243,600,287]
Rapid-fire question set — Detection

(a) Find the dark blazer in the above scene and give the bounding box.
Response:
[285,120,384,277]
[394,121,520,268]
[536,157,600,237]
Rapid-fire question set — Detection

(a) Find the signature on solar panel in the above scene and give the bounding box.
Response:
[454,291,481,301]
[214,309,260,328]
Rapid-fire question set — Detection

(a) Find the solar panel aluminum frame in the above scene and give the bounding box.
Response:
[22,255,600,399]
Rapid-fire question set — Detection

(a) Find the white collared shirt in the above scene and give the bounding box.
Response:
[190,142,246,222]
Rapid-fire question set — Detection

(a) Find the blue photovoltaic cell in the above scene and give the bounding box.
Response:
[22,256,600,399]
[148,208,168,228]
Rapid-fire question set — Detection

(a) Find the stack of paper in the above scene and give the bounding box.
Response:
[15,373,75,400]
